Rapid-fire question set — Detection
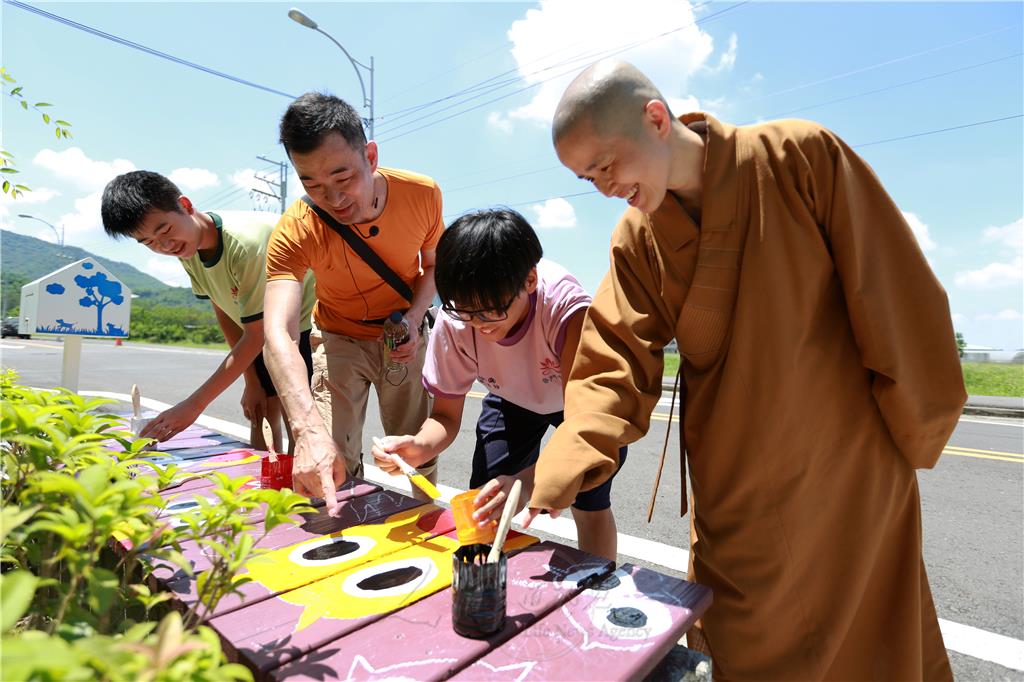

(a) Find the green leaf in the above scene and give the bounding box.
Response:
[55,120,71,126]
[55,128,61,139]
[0,570,39,631]
[9,86,22,96]
[19,100,27,110]
[41,113,50,124]
[86,567,119,615]
[2,180,8,194]
[0,150,13,158]
[0,167,18,174]
[33,102,52,107]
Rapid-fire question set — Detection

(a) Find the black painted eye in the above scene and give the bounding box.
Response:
[356,566,424,591]
[607,606,648,628]
[302,539,360,561]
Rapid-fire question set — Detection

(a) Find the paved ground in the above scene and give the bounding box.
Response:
[3,337,1022,678]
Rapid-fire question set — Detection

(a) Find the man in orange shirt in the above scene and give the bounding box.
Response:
[264,93,443,513]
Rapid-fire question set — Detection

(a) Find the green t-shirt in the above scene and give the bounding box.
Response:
[180,211,315,331]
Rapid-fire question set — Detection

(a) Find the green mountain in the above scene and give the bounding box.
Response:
[1,229,205,315]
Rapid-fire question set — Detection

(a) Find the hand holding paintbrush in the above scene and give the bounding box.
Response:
[371,436,441,500]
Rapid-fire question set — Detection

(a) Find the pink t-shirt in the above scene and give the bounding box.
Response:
[422,259,591,414]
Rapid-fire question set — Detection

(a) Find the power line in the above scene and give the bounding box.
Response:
[755,52,1023,122]
[4,0,296,99]
[852,114,1022,149]
[443,113,1022,219]
[375,1,748,140]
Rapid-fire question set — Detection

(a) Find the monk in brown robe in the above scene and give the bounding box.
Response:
[524,60,966,680]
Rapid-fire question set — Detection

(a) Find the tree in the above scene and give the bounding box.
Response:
[955,331,966,358]
[1,67,73,198]
[75,271,124,333]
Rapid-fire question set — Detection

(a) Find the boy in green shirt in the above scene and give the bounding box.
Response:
[101,170,316,451]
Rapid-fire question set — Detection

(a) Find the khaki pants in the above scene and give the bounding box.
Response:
[311,324,434,478]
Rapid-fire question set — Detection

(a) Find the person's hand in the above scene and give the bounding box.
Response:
[473,475,530,526]
[240,379,268,425]
[522,506,562,528]
[388,318,420,364]
[139,399,203,442]
[292,430,347,516]
[370,435,431,474]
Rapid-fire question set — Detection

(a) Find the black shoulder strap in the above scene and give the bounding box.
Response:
[301,195,413,303]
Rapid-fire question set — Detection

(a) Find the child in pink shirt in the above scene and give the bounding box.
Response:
[372,208,626,561]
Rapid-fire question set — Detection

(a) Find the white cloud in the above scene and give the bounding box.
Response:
[977,309,1023,321]
[33,147,134,191]
[530,197,577,229]
[951,312,967,325]
[503,0,715,128]
[487,111,514,134]
[144,256,192,288]
[169,167,219,191]
[981,217,1023,251]
[0,186,61,219]
[954,255,1023,290]
[231,168,262,193]
[57,190,105,241]
[667,95,701,117]
[901,211,936,251]
[708,33,737,73]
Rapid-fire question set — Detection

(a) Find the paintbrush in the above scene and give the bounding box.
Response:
[262,417,277,463]
[487,479,521,564]
[131,383,141,419]
[371,436,441,500]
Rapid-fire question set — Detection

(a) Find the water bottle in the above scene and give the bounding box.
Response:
[382,311,410,370]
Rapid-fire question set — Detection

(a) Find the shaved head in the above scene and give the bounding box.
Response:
[552,60,672,145]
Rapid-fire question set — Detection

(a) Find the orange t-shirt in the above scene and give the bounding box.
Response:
[267,167,443,340]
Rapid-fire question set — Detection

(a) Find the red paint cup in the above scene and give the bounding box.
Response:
[260,453,294,490]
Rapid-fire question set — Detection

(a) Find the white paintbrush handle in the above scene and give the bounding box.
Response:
[262,418,277,462]
[130,384,141,419]
[488,479,522,564]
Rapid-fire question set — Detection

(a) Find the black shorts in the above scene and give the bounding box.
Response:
[252,328,313,398]
[471,392,627,512]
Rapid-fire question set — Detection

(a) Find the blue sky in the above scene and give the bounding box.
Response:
[2,1,1021,349]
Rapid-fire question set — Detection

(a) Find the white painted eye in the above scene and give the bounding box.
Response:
[341,556,439,599]
[288,535,376,568]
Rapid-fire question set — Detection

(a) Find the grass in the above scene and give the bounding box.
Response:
[961,362,1024,397]
[663,354,1023,397]
[124,339,230,351]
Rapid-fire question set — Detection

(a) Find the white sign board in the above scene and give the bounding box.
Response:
[19,257,131,338]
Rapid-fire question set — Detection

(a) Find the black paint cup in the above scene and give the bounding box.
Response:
[451,544,506,638]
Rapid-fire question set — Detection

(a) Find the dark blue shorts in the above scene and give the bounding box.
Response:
[252,328,313,398]
[471,393,627,512]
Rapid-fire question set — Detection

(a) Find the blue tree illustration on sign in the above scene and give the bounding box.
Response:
[74,271,124,334]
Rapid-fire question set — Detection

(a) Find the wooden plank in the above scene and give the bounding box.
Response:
[213,532,463,678]
[452,564,713,682]
[268,540,612,682]
[107,432,238,453]
[152,489,426,615]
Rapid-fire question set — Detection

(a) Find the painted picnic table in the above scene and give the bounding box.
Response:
[111,414,712,681]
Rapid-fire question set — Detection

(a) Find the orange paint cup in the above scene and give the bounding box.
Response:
[451,489,497,545]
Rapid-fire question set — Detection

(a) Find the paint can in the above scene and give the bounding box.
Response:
[260,453,294,490]
[450,489,497,545]
[451,544,506,638]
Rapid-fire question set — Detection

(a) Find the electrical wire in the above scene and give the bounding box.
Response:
[4,0,296,99]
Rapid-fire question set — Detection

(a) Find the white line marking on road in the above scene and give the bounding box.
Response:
[0,343,26,350]
[78,389,1024,671]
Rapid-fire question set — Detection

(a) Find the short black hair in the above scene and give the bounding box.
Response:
[279,92,367,155]
[435,208,543,311]
[101,170,183,239]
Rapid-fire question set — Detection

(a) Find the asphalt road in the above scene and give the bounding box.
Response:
[3,337,1022,679]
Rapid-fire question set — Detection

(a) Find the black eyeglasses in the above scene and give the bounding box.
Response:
[441,291,520,323]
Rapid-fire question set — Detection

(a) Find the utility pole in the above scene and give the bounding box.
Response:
[252,156,288,214]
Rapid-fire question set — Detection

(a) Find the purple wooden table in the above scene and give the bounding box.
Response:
[119,419,712,681]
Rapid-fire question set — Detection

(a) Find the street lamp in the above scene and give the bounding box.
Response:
[288,7,375,140]
[18,213,64,247]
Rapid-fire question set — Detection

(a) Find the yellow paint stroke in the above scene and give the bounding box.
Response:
[242,505,444,596]
[282,533,461,630]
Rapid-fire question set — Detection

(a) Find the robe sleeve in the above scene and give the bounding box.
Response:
[798,122,966,469]
[531,218,678,510]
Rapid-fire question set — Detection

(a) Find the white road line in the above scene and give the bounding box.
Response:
[67,389,1024,671]
[0,343,26,350]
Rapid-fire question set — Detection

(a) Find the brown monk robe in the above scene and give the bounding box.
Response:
[527,61,966,680]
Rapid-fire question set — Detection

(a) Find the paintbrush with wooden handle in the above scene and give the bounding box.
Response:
[371,436,441,500]
[487,479,522,564]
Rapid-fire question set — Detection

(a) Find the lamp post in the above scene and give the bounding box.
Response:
[288,7,375,140]
[18,213,64,247]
